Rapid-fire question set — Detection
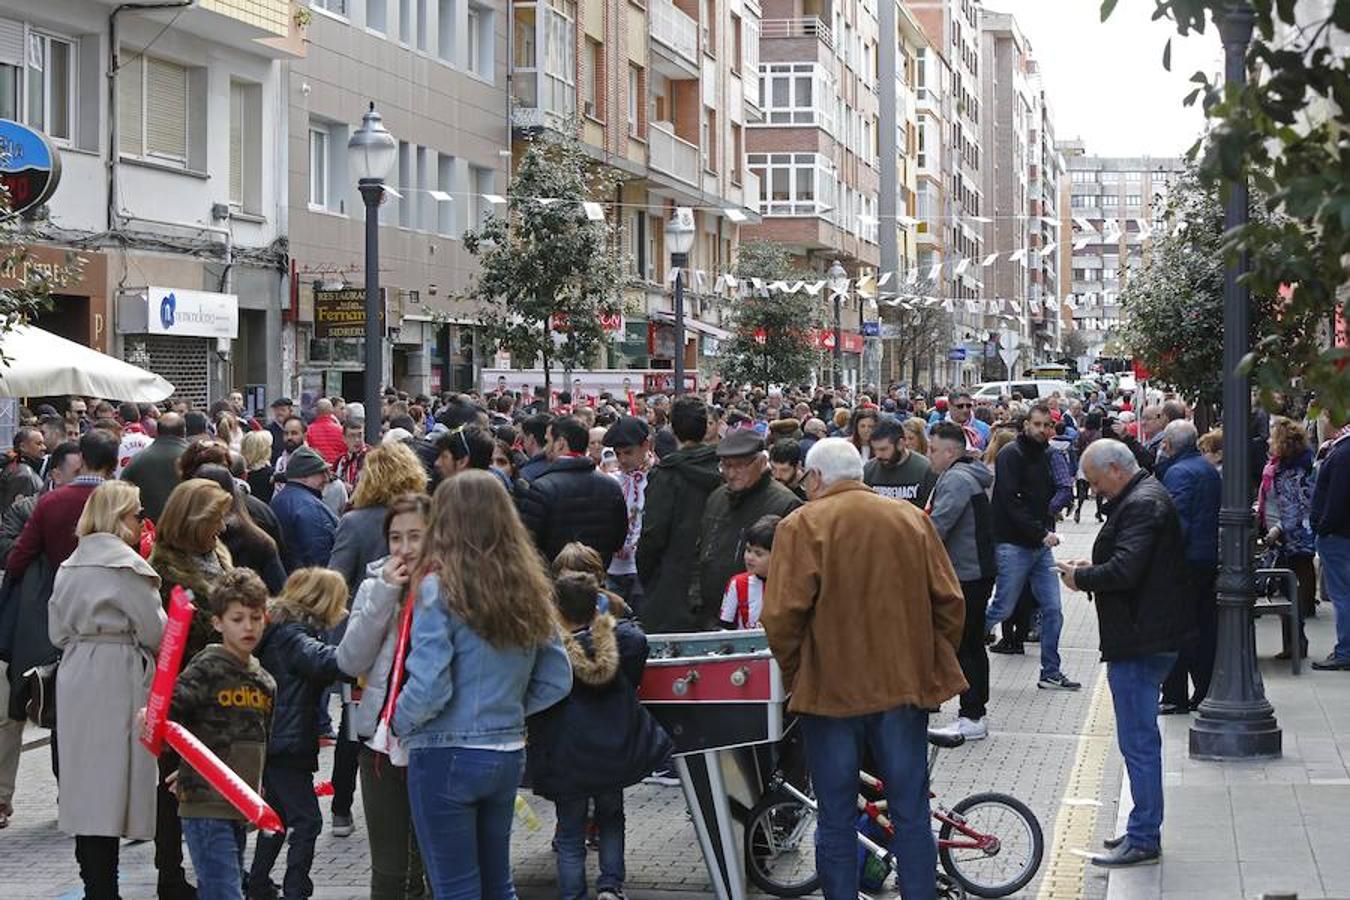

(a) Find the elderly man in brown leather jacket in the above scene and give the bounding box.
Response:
[762,437,965,900]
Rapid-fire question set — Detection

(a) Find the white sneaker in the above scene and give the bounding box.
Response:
[932,717,988,741]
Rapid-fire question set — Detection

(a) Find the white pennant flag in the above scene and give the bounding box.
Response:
[1073,237,1092,250]
[1138,219,1153,238]
[906,268,919,285]
[752,277,765,292]
[966,300,981,314]
[927,263,942,281]
[1045,297,1058,310]
[666,267,680,285]
[942,299,954,312]
[954,259,970,276]
[787,281,805,294]
[805,280,825,296]
[878,271,893,287]
[695,270,706,288]
[582,201,606,222]
[768,280,787,292]
[1073,216,1092,232]
[982,253,1000,267]
[1009,249,1027,263]
[1040,241,1057,256]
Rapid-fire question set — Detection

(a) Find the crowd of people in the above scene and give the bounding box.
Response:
[0,376,1345,899]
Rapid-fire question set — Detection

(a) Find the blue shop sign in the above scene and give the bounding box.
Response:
[947,347,968,361]
[0,120,61,217]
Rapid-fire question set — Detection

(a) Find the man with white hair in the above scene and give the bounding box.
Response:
[1157,419,1221,712]
[762,438,966,899]
[1057,439,1190,868]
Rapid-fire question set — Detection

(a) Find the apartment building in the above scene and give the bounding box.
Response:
[741,0,881,387]
[288,0,509,399]
[509,0,762,389]
[1060,146,1183,361]
[911,0,983,386]
[1026,56,1063,361]
[2,0,301,407]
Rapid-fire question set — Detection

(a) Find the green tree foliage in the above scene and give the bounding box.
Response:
[461,129,623,396]
[1120,170,1278,410]
[1,187,76,360]
[716,241,823,388]
[1105,0,1350,418]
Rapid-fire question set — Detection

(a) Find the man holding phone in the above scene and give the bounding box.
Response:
[1056,439,1190,869]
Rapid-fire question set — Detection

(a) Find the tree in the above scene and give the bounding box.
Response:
[1120,169,1279,412]
[1062,329,1090,361]
[461,128,623,397]
[1104,0,1350,418]
[877,289,951,389]
[716,241,823,389]
[1,187,77,361]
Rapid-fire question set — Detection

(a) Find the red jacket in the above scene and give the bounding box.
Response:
[6,481,101,577]
[306,415,347,467]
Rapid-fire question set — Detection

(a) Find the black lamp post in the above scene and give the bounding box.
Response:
[828,260,847,389]
[1189,1,1281,760]
[348,102,398,447]
[667,207,696,396]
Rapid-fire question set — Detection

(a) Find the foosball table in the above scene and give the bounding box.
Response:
[639,629,788,900]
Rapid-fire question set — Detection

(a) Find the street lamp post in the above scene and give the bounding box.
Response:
[348,103,398,447]
[1189,1,1281,760]
[667,208,696,396]
[828,260,847,389]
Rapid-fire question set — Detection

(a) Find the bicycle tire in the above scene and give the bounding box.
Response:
[743,790,822,898]
[938,791,1044,898]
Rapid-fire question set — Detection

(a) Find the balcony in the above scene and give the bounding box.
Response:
[650,122,700,188]
[761,17,832,49]
[651,0,699,78]
[743,170,760,214]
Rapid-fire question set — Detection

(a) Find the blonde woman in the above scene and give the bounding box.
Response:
[215,411,244,453]
[393,471,572,898]
[49,481,167,899]
[241,430,276,504]
[901,418,929,456]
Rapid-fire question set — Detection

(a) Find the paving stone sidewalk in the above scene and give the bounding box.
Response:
[1106,603,1350,900]
[1,520,1121,899]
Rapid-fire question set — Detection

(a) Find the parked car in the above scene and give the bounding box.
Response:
[971,380,1079,401]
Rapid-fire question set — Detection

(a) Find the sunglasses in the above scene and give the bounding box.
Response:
[953,403,973,409]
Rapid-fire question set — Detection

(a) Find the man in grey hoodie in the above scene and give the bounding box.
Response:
[927,421,997,741]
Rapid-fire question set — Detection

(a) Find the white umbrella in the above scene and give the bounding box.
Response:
[0,324,174,402]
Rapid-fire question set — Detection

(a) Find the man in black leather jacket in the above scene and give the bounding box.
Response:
[517,416,627,568]
[1058,439,1189,869]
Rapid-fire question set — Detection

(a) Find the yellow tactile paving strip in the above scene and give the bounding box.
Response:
[1036,666,1115,900]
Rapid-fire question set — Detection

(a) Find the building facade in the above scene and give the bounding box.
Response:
[287,0,510,401]
[3,0,301,409]
[1026,56,1062,363]
[1060,147,1182,362]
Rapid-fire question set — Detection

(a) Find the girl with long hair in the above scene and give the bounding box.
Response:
[392,471,572,899]
[846,408,879,461]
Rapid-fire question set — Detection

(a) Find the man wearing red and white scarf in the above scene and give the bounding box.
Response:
[938,391,990,453]
[603,416,653,609]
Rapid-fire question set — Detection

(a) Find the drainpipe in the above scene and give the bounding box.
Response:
[107,0,195,232]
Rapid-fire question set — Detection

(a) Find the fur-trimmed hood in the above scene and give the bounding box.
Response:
[148,541,233,602]
[562,613,620,687]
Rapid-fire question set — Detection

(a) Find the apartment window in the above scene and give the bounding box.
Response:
[701,106,717,173]
[1101,170,1120,183]
[1125,194,1142,208]
[760,62,831,127]
[228,80,262,214]
[397,141,412,227]
[471,166,494,231]
[312,0,348,15]
[1102,194,1119,208]
[730,14,742,74]
[22,32,74,142]
[702,0,715,55]
[582,38,600,119]
[308,128,329,208]
[627,63,641,137]
[1125,170,1142,182]
[747,152,834,217]
[437,0,456,62]
[119,54,202,167]
[368,0,388,32]
[416,0,428,50]
[730,123,742,185]
[400,0,412,44]
[916,47,927,98]
[416,147,431,230]
[466,3,493,77]
[437,153,456,235]
[916,118,926,168]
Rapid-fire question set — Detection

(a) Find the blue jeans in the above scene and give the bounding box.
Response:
[249,762,322,900]
[800,707,935,900]
[988,543,1065,680]
[408,746,524,900]
[1316,534,1350,661]
[181,817,246,900]
[1107,652,1178,853]
[555,791,625,900]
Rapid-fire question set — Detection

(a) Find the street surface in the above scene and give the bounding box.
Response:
[10,517,1341,899]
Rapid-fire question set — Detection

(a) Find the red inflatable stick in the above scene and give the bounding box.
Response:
[163,721,283,833]
[627,390,637,416]
[141,586,196,755]
[368,585,416,765]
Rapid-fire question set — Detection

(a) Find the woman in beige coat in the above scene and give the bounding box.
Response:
[49,481,166,900]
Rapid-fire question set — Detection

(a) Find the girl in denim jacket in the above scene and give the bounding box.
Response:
[392,471,572,900]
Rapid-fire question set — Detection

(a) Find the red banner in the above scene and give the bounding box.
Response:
[810,329,865,354]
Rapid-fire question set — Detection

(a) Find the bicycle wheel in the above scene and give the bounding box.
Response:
[938,792,1044,898]
[743,790,821,897]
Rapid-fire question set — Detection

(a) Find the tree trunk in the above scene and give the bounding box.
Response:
[541,316,553,401]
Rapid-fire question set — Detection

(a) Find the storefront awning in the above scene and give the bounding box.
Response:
[0,325,174,401]
[649,310,733,341]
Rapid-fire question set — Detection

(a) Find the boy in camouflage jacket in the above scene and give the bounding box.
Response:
[169,570,276,899]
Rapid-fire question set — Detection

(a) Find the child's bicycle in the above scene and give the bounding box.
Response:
[744,729,1044,898]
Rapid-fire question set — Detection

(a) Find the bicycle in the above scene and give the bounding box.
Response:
[744,729,1044,898]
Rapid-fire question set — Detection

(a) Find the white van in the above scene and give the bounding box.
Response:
[971,380,1078,401]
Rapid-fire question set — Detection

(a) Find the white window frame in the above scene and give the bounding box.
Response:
[309,127,330,210]
[119,53,192,167]
[311,0,350,19]
[23,31,75,144]
[747,151,835,217]
[758,62,832,128]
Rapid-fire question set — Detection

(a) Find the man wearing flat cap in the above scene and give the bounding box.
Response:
[603,416,652,608]
[270,445,339,571]
[695,428,801,629]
